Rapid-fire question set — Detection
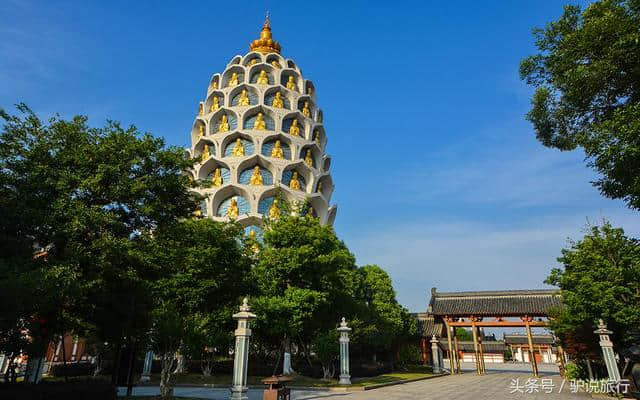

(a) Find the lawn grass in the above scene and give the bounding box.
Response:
[144,366,434,389]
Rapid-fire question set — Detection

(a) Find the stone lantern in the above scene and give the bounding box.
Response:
[337,317,352,385]
[230,298,256,400]
[594,319,621,382]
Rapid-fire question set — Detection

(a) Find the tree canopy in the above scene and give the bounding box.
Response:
[520,0,640,210]
[546,222,640,354]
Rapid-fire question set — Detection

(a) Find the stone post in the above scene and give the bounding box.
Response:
[594,319,621,382]
[431,335,441,373]
[230,298,256,400]
[337,318,352,385]
[140,350,153,382]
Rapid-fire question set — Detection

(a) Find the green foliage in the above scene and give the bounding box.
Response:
[455,328,473,341]
[0,104,197,358]
[546,222,640,354]
[520,0,640,210]
[396,343,420,369]
[564,361,586,380]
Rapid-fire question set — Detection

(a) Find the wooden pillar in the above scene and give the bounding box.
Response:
[444,319,455,374]
[453,327,461,374]
[556,344,566,377]
[477,327,486,374]
[524,316,539,377]
[471,317,481,375]
[420,337,428,367]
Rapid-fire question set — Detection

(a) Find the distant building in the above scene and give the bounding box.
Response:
[504,334,557,364]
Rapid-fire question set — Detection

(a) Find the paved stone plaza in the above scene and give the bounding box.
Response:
[119,363,591,399]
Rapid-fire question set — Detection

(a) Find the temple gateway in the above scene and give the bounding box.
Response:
[188,16,337,233]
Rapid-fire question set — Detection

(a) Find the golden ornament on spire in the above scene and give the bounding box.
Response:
[249,14,282,54]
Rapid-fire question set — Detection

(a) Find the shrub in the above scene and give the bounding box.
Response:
[564,362,585,380]
[50,362,95,377]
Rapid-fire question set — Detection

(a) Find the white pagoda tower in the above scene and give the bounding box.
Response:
[187,16,337,231]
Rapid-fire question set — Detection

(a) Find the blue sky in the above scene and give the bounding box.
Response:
[2,0,637,312]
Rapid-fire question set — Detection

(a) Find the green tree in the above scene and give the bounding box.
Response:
[455,327,473,341]
[0,104,198,381]
[520,0,640,209]
[145,218,250,398]
[251,215,359,374]
[546,222,640,354]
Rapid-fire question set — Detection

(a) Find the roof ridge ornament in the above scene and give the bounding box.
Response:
[249,13,282,54]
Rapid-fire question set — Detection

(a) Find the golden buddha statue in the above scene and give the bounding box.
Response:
[288,119,300,136]
[286,76,297,91]
[201,144,210,159]
[249,58,258,65]
[268,199,281,220]
[229,72,239,87]
[211,81,218,90]
[314,132,321,145]
[212,168,222,186]
[198,103,204,116]
[271,140,284,159]
[253,112,266,130]
[317,181,323,193]
[198,124,204,138]
[306,86,313,95]
[218,115,230,133]
[210,97,219,112]
[226,197,239,218]
[194,205,202,217]
[248,229,260,253]
[304,149,313,167]
[271,60,281,69]
[306,206,314,218]
[272,92,284,108]
[238,89,250,106]
[249,166,263,186]
[302,101,311,118]
[257,70,269,85]
[232,138,245,156]
[289,171,301,190]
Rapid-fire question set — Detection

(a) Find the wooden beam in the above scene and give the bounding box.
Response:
[453,327,461,374]
[524,317,539,377]
[471,318,481,375]
[447,320,548,327]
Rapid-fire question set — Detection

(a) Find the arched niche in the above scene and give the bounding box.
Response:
[322,156,331,172]
[194,140,215,161]
[297,96,315,119]
[258,188,296,216]
[316,109,323,123]
[208,74,221,92]
[243,52,262,66]
[261,135,292,160]
[281,112,307,138]
[286,59,299,71]
[282,163,311,192]
[248,65,275,85]
[304,196,328,222]
[299,145,320,169]
[280,70,302,93]
[222,66,245,88]
[229,85,259,107]
[217,194,250,218]
[238,165,274,186]
[304,80,315,97]
[209,109,238,135]
[243,107,276,131]
[222,133,255,158]
[264,87,291,110]
[316,174,334,199]
[198,158,231,183]
[312,126,326,149]
[327,205,337,226]
[205,91,224,113]
[190,118,207,144]
[244,224,264,241]
[266,54,284,69]
[228,55,242,66]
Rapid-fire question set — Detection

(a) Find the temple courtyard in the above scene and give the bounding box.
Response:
[118,363,590,399]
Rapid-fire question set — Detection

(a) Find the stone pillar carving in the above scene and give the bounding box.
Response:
[230,298,256,400]
[431,335,441,373]
[594,319,621,382]
[140,350,153,382]
[337,318,351,385]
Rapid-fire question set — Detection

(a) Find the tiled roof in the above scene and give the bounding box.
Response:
[504,334,555,345]
[413,312,444,338]
[428,288,562,317]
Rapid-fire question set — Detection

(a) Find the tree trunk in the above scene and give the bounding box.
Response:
[586,359,594,380]
[126,341,136,396]
[159,352,176,399]
[112,343,122,386]
[61,335,68,383]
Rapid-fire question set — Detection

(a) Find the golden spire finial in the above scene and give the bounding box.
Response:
[249,13,282,54]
